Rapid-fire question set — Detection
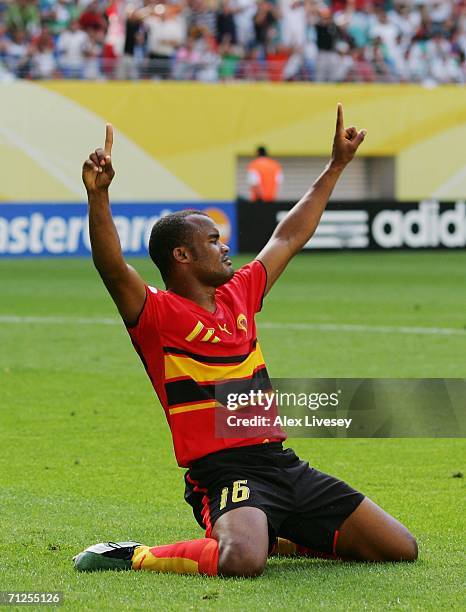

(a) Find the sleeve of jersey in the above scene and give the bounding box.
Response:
[229,260,267,314]
[125,285,160,346]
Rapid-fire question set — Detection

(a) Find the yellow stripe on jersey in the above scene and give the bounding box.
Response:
[164,343,265,383]
[185,321,204,342]
[200,328,215,342]
[169,400,219,415]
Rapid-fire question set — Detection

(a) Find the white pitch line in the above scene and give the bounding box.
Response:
[261,322,466,337]
[0,315,465,337]
[0,315,118,325]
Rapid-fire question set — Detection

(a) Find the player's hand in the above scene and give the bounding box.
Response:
[82,124,115,193]
[331,103,366,168]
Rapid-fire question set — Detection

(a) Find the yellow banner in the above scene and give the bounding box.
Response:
[1,81,464,201]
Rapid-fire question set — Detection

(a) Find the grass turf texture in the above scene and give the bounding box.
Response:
[1,252,465,611]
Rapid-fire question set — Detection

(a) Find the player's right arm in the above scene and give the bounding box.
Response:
[82,124,146,326]
[256,104,366,295]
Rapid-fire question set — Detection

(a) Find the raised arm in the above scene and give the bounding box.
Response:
[256,104,366,295]
[82,124,146,325]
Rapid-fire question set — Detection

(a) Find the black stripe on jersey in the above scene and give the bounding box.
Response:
[163,340,257,365]
[131,339,155,386]
[256,258,268,312]
[165,365,271,407]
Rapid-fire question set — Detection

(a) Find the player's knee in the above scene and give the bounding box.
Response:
[400,533,418,561]
[217,539,266,577]
[384,531,418,562]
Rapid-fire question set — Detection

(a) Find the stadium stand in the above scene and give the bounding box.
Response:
[0,0,465,82]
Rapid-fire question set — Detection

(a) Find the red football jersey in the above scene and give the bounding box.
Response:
[126,260,286,467]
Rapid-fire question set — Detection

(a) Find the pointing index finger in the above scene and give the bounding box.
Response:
[104,123,113,156]
[336,103,344,132]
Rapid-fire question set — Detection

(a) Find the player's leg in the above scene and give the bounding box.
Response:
[335,497,418,561]
[74,506,269,577]
[134,505,270,577]
[184,462,282,577]
[276,500,418,562]
[74,538,219,575]
[131,538,219,574]
[271,498,418,562]
[211,506,269,577]
[276,452,418,563]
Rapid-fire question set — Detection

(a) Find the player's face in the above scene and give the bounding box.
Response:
[187,216,234,287]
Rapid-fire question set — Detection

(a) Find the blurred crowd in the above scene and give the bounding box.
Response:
[1,0,466,83]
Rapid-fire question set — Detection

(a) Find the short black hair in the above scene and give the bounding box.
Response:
[148,209,208,283]
[256,146,267,157]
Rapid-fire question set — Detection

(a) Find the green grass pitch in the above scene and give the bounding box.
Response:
[0,252,465,610]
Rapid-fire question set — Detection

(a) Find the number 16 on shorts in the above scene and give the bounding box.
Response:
[220,480,250,510]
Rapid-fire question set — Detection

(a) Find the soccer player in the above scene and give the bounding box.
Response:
[74,105,418,576]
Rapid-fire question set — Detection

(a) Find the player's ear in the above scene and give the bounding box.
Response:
[172,246,192,264]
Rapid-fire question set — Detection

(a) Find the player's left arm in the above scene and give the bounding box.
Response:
[256,104,366,295]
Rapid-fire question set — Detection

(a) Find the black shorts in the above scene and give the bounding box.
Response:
[184,443,364,556]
